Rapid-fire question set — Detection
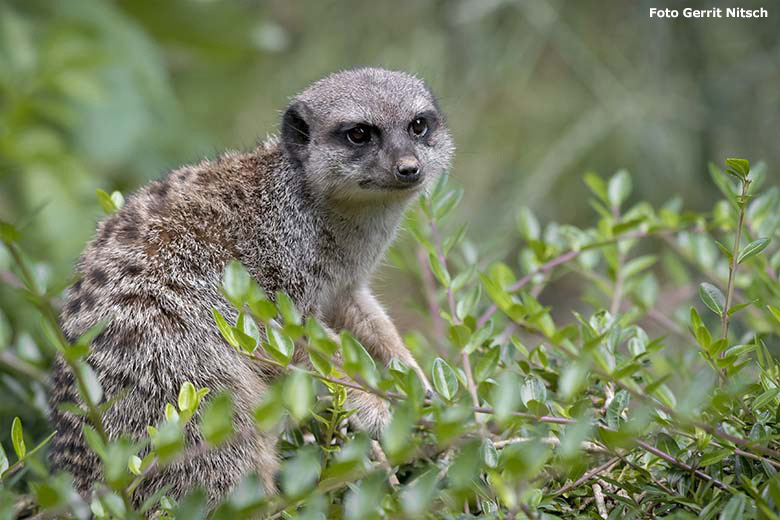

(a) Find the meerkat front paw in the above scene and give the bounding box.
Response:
[345,389,390,438]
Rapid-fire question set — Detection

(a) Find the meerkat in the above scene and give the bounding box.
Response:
[48,67,454,507]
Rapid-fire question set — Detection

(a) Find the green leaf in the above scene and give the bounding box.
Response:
[82,424,106,460]
[401,469,438,516]
[516,206,540,241]
[308,350,332,376]
[382,402,416,462]
[223,260,250,305]
[253,386,284,431]
[559,361,589,401]
[560,415,593,460]
[455,285,481,321]
[607,169,632,208]
[178,381,197,414]
[612,217,646,235]
[266,326,295,365]
[709,163,739,205]
[0,442,7,474]
[283,370,313,422]
[110,191,125,210]
[473,346,500,383]
[79,362,104,405]
[699,282,725,316]
[719,493,746,520]
[752,388,780,411]
[621,255,657,280]
[11,417,25,459]
[727,300,757,317]
[481,439,498,468]
[128,455,142,476]
[96,189,118,214]
[428,252,451,287]
[606,391,630,429]
[0,220,21,243]
[583,172,608,203]
[201,392,234,446]
[725,158,750,178]
[492,372,521,423]
[768,305,780,323]
[341,332,377,386]
[247,292,277,323]
[344,472,387,520]
[520,377,546,407]
[434,188,463,220]
[431,357,458,401]
[737,238,770,264]
[212,309,239,348]
[275,291,301,326]
[280,445,321,498]
[714,239,733,260]
[447,324,471,349]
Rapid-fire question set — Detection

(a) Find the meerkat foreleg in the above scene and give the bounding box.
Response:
[326,286,432,391]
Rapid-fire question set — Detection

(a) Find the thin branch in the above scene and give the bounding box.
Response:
[427,201,481,415]
[592,482,608,518]
[475,228,675,329]
[721,178,751,340]
[609,205,626,317]
[636,439,734,492]
[416,245,446,347]
[477,249,580,328]
[371,439,399,487]
[553,456,621,496]
[0,350,51,389]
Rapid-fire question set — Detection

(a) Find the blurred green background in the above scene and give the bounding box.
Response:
[1,0,778,433]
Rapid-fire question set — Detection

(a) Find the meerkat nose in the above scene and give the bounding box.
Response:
[395,157,421,183]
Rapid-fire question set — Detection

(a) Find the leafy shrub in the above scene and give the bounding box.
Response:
[2,158,780,519]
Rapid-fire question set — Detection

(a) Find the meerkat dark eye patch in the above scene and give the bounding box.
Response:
[410,111,439,137]
[409,117,428,137]
[344,124,373,145]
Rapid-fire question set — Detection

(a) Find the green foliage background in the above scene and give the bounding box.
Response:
[2,1,780,518]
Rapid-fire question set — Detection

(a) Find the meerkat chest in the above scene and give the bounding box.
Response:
[312,211,401,306]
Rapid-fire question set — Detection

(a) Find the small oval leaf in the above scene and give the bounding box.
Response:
[698,282,725,316]
[431,357,458,401]
[737,238,770,264]
[11,416,25,459]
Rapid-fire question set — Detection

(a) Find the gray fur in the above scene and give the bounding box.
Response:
[49,68,454,507]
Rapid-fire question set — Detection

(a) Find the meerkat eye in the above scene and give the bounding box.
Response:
[409,117,428,138]
[346,124,372,145]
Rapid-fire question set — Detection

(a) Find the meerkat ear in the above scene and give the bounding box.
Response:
[281,101,311,166]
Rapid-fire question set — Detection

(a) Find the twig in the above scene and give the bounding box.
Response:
[721,177,751,341]
[613,451,675,496]
[477,249,579,329]
[609,205,626,318]
[475,228,672,328]
[0,350,51,389]
[371,440,399,487]
[636,439,734,492]
[553,456,620,496]
[592,482,608,518]
[427,202,482,416]
[492,435,605,452]
[416,245,446,347]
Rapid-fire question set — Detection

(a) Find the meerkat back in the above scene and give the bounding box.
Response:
[49,151,281,505]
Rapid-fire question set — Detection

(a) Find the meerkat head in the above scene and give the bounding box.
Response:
[280,68,454,205]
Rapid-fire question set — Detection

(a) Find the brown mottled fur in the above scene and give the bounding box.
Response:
[49,68,454,507]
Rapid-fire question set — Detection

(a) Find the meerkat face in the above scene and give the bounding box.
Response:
[280,68,454,204]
